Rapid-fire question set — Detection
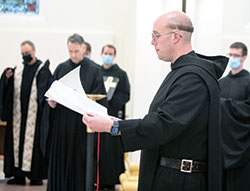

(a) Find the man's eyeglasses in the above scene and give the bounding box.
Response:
[152,31,182,41]
[228,53,242,58]
[151,32,175,41]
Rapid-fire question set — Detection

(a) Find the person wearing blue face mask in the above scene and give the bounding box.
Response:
[101,49,114,66]
[102,54,114,65]
[228,57,241,70]
[97,44,130,191]
[219,42,250,191]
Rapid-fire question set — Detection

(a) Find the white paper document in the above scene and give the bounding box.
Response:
[45,66,108,118]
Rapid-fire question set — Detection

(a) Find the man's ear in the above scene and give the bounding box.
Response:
[241,55,247,63]
[173,32,181,44]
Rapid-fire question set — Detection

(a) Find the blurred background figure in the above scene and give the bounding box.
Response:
[0,40,52,186]
[98,44,130,191]
[219,41,250,191]
[83,41,100,67]
[83,41,92,59]
[46,33,105,191]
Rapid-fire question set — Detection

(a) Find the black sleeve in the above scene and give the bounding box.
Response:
[52,64,62,80]
[0,68,15,121]
[220,86,250,123]
[120,73,209,151]
[0,72,4,119]
[37,60,53,105]
[221,97,250,168]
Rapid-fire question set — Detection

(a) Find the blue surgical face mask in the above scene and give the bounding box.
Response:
[102,55,114,65]
[229,57,241,70]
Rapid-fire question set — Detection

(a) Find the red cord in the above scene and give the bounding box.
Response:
[96,132,100,191]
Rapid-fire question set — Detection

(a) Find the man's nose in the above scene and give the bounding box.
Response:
[151,39,156,45]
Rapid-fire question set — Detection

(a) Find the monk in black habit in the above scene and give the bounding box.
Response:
[0,40,52,185]
[98,44,130,190]
[46,33,105,191]
[219,42,250,191]
[83,11,228,191]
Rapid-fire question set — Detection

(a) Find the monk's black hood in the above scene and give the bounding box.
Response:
[172,51,229,80]
[196,53,229,79]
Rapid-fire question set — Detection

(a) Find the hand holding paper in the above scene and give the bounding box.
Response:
[44,66,108,118]
[82,112,113,133]
[47,99,57,108]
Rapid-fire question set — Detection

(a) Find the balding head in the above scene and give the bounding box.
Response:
[157,11,194,42]
[152,11,193,63]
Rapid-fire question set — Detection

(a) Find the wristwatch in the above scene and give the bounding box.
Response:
[110,121,120,136]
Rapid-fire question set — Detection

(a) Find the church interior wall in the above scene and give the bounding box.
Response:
[1,0,250,163]
[0,0,136,127]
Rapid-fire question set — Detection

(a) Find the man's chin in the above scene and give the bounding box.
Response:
[71,59,80,64]
[157,54,163,60]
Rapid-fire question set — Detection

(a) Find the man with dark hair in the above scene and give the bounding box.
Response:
[83,41,100,67]
[219,41,250,191]
[0,40,52,185]
[83,42,92,58]
[101,44,117,56]
[97,44,130,191]
[100,44,129,121]
[47,33,105,191]
[20,40,36,51]
[230,42,248,56]
[83,11,228,191]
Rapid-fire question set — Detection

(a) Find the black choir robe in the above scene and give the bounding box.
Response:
[98,64,130,186]
[46,58,105,191]
[0,60,52,180]
[101,64,130,119]
[219,69,250,191]
[118,51,228,191]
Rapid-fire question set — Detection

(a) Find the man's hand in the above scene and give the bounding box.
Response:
[5,68,14,79]
[47,99,57,108]
[82,112,113,133]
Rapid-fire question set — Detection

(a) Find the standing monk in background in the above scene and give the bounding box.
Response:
[47,33,105,191]
[98,44,130,191]
[0,40,52,185]
[219,42,250,191]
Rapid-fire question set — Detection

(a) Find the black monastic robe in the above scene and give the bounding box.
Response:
[118,51,228,191]
[47,58,105,191]
[98,64,130,186]
[101,64,130,119]
[0,60,52,180]
[219,70,250,191]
